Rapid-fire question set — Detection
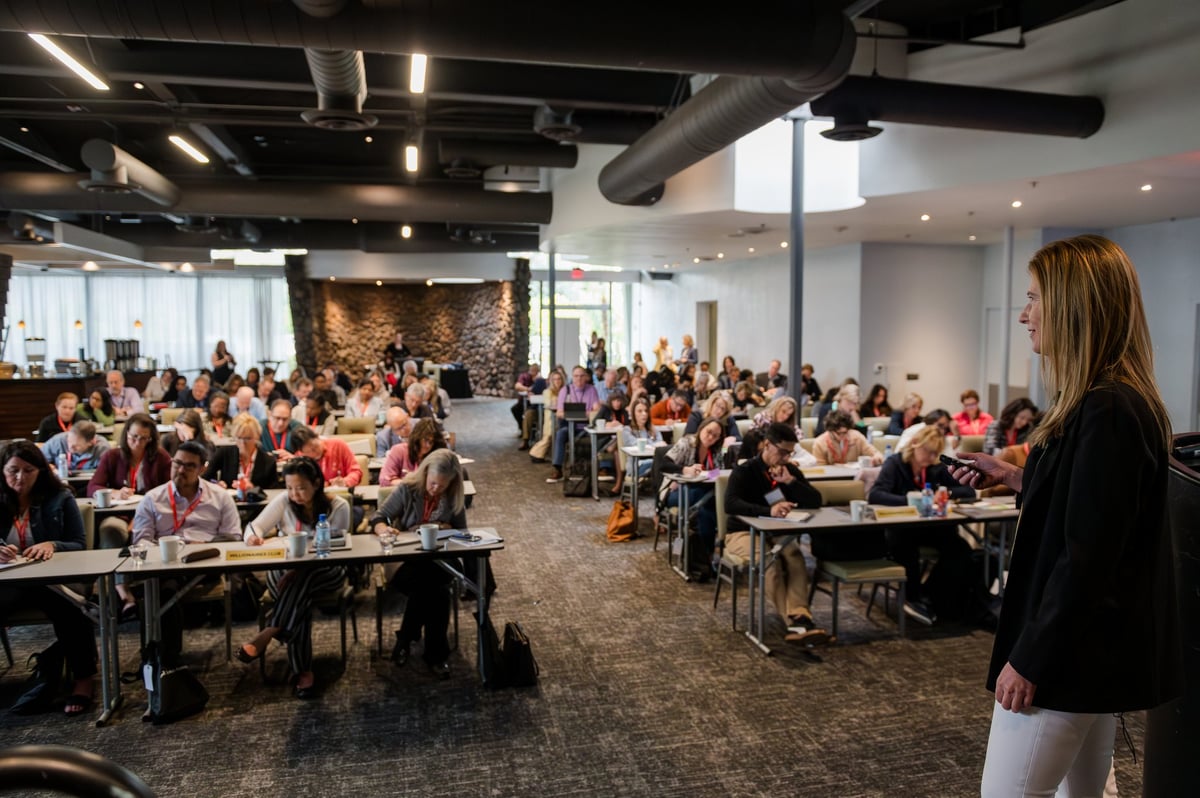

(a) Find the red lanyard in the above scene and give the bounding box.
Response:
[269,426,287,450]
[913,467,927,489]
[240,451,255,475]
[57,415,71,433]
[421,493,438,523]
[128,457,142,491]
[169,486,203,533]
[212,420,224,438]
[12,511,29,551]
[831,434,851,464]
[308,416,320,428]
[702,449,714,470]
[763,469,778,489]
[1006,428,1018,446]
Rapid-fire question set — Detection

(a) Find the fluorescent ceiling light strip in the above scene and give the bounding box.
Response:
[169,134,210,164]
[28,33,109,91]
[404,144,419,172]
[410,54,428,94]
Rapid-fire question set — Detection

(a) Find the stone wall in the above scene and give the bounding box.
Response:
[310,264,530,396]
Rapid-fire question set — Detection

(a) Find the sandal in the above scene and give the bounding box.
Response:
[235,644,263,664]
[63,693,93,717]
[119,603,138,623]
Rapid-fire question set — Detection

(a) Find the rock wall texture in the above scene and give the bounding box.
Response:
[308,261,530,397]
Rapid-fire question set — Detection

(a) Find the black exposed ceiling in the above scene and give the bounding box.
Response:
[0,0,1123,261]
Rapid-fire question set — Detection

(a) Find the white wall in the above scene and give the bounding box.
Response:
[1104,216,1200,433]
[859,243,985,413]
[980,233,1043,405]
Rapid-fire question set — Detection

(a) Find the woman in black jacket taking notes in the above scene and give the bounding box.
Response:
[951,235,1181,796]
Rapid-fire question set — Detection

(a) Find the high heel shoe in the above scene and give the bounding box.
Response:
[235,644,264,664]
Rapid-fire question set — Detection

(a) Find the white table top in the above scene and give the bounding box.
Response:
[354,481,476,502]
[620,442,668,457]
[368,453,474,470]
[0,548,126,584]
[738,502,1018,535]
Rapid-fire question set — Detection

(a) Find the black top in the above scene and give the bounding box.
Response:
[724,454,821,535]
[0,488,85,552]
[176,391,209,411]
[36,412,83,443]
[208,444,278,490]
[798,376,822,404]
[867,454,973,505]
[212,360,234,387]
[988,383,1182,713]
[384,342,412,362]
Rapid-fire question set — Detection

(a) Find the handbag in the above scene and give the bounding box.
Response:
[9,642,65,716]
[501,621,539,688]
[145,643,209,725]
[606,500,637,542]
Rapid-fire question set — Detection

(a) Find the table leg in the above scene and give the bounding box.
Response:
[630,457,640,532]
[590,434,599,501]
[742,526,771,655]
[997,521,1009,597]
[672,483,691,581]
[476,555,490,685]
[95,573,123,727]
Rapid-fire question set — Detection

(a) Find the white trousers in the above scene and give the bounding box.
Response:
[981,703,1119,798]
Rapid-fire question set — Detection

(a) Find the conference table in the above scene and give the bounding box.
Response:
[585,426,621,500]
[0,549,127,726]
[736,500,1019,655]
[620,442,668,534]
[663,469,730,581]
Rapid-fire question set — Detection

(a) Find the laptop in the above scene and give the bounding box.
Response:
[562,402,589,422]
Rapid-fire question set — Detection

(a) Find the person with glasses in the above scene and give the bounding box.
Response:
[263,399,304,461]
[228,414,278,491]
[812,409,884,466]
[130,441,240,667]
[547,366,601,483]
[953,389,994,436]
[721,422,829,645]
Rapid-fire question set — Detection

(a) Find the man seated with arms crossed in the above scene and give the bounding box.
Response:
[291,427,362,489]
[130,441,240,667]
[36,392,83,442]
[722,422,829,645]
[175,374,211,411]
[345,378,383,420]
[376,406,412,454]
[547,365,601,483]
[649,390,691,428]
[232,386,267,423]
[264,399,304,461]
[43,420,110,474]
[106,371,144,419]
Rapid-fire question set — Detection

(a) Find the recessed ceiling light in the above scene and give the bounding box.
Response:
[1140,184,1152,192]
[364,135,373,143]
[409,53,428,94]
[748,247,755,253]
[329,276,336,281]
[82,260,98,271]
[425,279,433,286]
[404,144,419,173]
[920,213,931,222]
[1011,200,1023,208]
[692,257,700,264]
[400,224,412,239]
[662,263,669,269]
[168,134,209,164]
[133,81,145,90]
[429,277,484,284]
[969,235,977,241]
[179,262,194,273]
[780,241,789,248]
[717,252,724,259]
[351,217,359,224]
[18,126,28,133]
[28,33,109,91]
[375,280,383,286]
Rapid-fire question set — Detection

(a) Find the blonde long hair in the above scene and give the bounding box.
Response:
[1027,234,1170,449]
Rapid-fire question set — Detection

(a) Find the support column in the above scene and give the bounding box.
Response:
[547,250,556,368]
[999,225,1014,412]
[0,253,11,360]
[512,257,532,382]
[285,254,318,376]
[788,117,805,403]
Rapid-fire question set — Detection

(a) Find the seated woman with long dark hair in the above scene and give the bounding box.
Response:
[0,441,96,716]
[659,417,725,573]
[859,383,892,419]
[78,388,115,426]
[379,418,448,486]
[238,457,351,699]
[984,397,1038,455]
[369,449,467,679]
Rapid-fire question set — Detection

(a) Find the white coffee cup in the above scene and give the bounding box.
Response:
[906,491,924,509]
[594,418,606,431]
[419,524,439,551]
[94,488,112,509]
[159,535,183,563]
[849,499,869,523]
[637,438,648,453]
[286,531,308,559]
[857,456,873,469]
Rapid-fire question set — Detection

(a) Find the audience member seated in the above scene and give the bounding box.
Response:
[867,425,978,626]
[224,374,245,396]
[527,370,565,464]
[752,397,819,466]
[290,377,314,417]
[258,375,287,407]
[232,386,267,423]
[239,457,350,699]
[312,372,341,410]
[345,377,383,421]
[370,449,469,679]
[717,356,739,391]
[292,426,361,489]
[419,374,451,420]
[205,392,234,439]
[161,410,215,461]
[886,392,924,436]
[614,397,662,497]
[984,397,1038,454]
[693,369,714,402]
[228,413,278,491]
[380,419,448,487]
[325,362,354,396]
[650,390,691,428]
[301,396,336,436]
[106,370,144,418]
[812,410,883,466]
[175,374,211,411]
[36,392,82,443]
[953,389,993,436]
[512,364,546,449]
[797,363,822,405]
[859,383,892,419]
[627,374,648,407]
[263,399,304,461]
[732,380,765,412]
[595,392,630,489]
[595,369,624,404]
[78,389,115,427]
[244,367,260,394]
[142,367,174,404]
[0,441,97,716]
[130,441,240,666]
[377,407,413,454]
[547,366,601,483]
[403,383,436,422]
[897,409,959,455]
[162,373,185,405]
[43,420,109,474]
[722,422,828,644]
[659,417,724,572]
[685,390,740,441]
[815,382,863,436]
[756,359,788,400]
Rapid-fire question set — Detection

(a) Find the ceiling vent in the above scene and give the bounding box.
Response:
[449,227,495,246]
[483,165,542,193]
[820,118,883,142]
[443,159,482,179]
[533,105,582,142]
[175,215,217,234]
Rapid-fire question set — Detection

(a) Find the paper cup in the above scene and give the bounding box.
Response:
[849,500,869,523]
[159,535,183,563]
[286,532,308,559]
[857,456,873,469]
[94,488,112,509]
[906,491,924,509]
[419,524,439,551]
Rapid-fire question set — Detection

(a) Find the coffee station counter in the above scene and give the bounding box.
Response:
[0,370,153,441]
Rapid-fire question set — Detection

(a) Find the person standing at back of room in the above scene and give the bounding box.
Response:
[948,235,1182,797]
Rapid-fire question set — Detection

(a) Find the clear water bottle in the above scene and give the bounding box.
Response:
[56,452,70,479]
[921,483,934,518]
[867,428,875,444]
[884,444,893,459]
[314,513,331,558]
[235,469,247,501]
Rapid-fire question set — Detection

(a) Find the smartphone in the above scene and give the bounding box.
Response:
[939,454,977,470]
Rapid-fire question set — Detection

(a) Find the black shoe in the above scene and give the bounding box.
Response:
[545,468,563,483]
[428,661,450,680]
[903,599,937,626]
[530,455,547,464]
[293,682,317,700]
[391,633,410,666]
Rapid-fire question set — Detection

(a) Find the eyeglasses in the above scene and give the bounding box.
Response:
[235,436,258,443]
[170,459,201,471]
[126,433,151,443]
[769,441,796,456]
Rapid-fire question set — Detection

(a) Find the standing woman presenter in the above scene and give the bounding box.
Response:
[950,235,1181,796]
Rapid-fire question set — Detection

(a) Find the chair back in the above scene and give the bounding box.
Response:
[814,479,865,506]
[800,417,817,439]
[735,418,753,438]
[649,446,674,505]
[76,498,95,550]
[714,473,730,547]
[671,422,686,444]
[337,416,374,436]
[335,433,376,457]
[799,403,814,418]
[798,438,816,454]
[110,422,124,444]
[959,434,985,453]
[864,416,891,434]
[160,407,184,426]
[875,434,900,454]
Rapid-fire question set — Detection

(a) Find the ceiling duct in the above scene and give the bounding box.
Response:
[120,222,538,253]
[483,165,542,193]
[6,212,53,241]
[443,160,482,180]
[0,1,857,78]
[438,139,578,170]
[78,139,182,207]
[809,75,1105,140]
[597,3,856,206]
[174,215,217,233]
[533,106,582,142]
[219,219,261,244]
[291,1,377,131]
[0,172,553,225]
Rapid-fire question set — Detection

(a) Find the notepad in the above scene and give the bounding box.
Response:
[874,506,920,519]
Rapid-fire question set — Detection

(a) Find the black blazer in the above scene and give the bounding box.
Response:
[990,382,1182,713]
[724,455,821,535]
[0,488,85,552]
[208,444,278,490]
[868,455,973,505]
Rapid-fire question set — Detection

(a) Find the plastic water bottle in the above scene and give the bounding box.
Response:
[56,452,70,479]
[884,444,893,459]
[235,470,247,501]
[935,485,949,517]
[867,428,875,444]
[921,483,934,518]
[314,513,331,558]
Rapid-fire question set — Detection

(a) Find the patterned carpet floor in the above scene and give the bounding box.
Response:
[0,398,1145,797]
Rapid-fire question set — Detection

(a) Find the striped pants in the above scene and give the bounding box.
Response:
[265,565,346,675]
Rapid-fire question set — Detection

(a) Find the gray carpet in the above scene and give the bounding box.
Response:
[0,398,1145,797]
